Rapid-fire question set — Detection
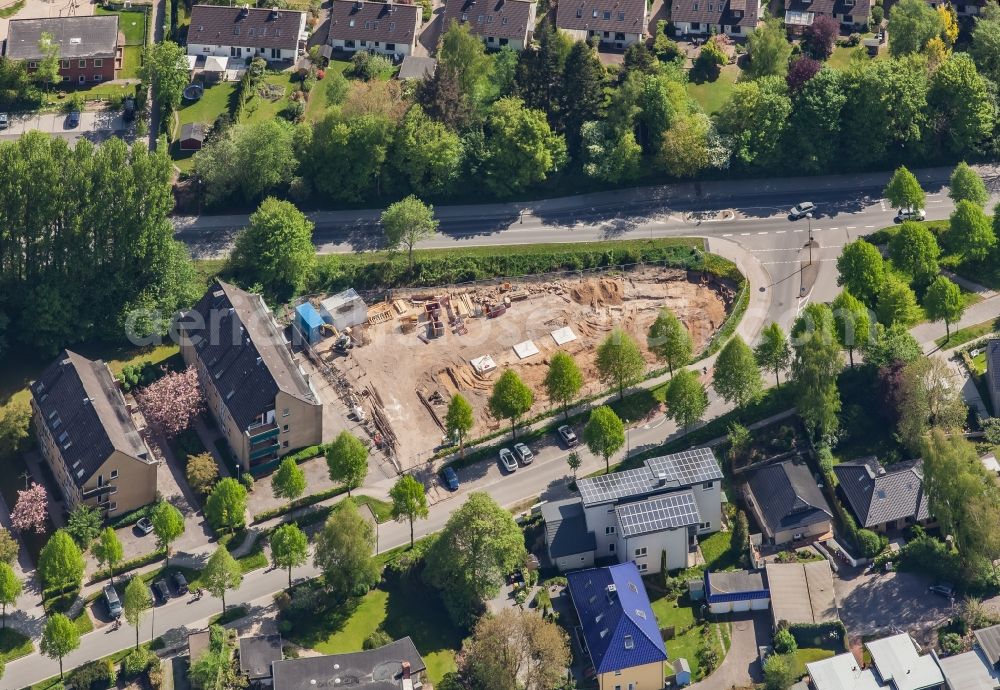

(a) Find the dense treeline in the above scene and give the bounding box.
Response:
[0,132,199,356]
[192,3,1000,209]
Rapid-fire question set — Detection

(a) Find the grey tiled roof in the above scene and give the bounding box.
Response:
[239,635,283,680]
[832,458,929,528]
[672,0,761,28]
[987,339,1000,393]
[188,5,304,50]
[784,0,871,20]
[542,498,596,558]
[270,638,425,690]
[6,15,120,60]
[31,350,151,487]
[746,458,832,536]
[442,0,535,41]
[555,0,647,35]
[327,0,421,46]
[975,624,1000,667]
[179,280,319,430]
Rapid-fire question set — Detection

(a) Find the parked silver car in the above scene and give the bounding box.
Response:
[499,448,518,473]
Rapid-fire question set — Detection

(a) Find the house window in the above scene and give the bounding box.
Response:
[386,42,395,50]
[499,37,508,44]
[502,16,508,23]
[486,15,493,22]
[487,35,495,42]
[709,3,713,10]
[618,11,625,19]
[109,502,117,512]
[702,481,713,490]
[461,12,468,20]
[477,14,484,21]
[615,31,624,39]
[80,59,88,68]
[361,40,368,46]
[592,9,598,16]
[576,7,582,16]
[62,75,70,81]
[93,74,102,81]
[110,470,118,479]
[349,18,356,26]
[28,61,37,68]
[282,440,289,448]
[693,3,698,10]
[634,547,647,557]
[234,26,241,34]
[605,526,615,534]
[390,21,395,29]
[271,47,280,59]
[609,543,615,552]
[283,424,289,432]
[603,30,609,37]
[603,9,611,18]
[275,28,281,35]
[79,75,86,84]
[844,13,853,20]
[700,521,711,530]
[636,563,648,572]
[61,59,70,68]
[203,46,211,52]
[94,58,103,67]
[249,27,256,36]
[345,39,356,47]
[365,20,372,28]
[374,41,380,47]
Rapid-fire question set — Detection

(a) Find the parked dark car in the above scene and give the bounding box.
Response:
[151,579,170,605]
[123,97,136,122]
[441,466,460,491]
[171,571,189,595]
[66,110,80,128]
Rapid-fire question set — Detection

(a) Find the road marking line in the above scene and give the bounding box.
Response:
[740,232,751,236]
[758,231,768,235]
[829,227,839,230]
[775,230,786,234]
[846,226,857,230]
[722,233,733,237]
[865,225,875,228]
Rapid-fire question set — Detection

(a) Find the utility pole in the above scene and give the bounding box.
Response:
[806,213,814,265]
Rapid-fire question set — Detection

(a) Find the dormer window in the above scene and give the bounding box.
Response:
[461,11,468,19]
[624,635,634,649]
[592,8,598,16]
[603,9,611,18]
[577,7,582,15]
[693,2,698,10]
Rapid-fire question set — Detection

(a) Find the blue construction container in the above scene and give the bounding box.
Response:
[295,303,324,344]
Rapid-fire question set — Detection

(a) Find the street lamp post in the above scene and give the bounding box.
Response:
[806,213,814,265]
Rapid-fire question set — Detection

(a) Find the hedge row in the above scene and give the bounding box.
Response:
[89,548,166,584]
[251,485,347,524]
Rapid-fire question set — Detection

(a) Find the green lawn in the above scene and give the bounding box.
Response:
[789,647,837,676]
[353,495,394,523]
[699,530,739,571]
[686,65,739,116]
[936,316,999,349]
[649,595,722,680]
[0,627,33,662]
[96,7,148,45]
[120,46,142,80]
[287,576,464,686]
[73,608,94,635]
[175,81,236,136]
[305,61,351,122]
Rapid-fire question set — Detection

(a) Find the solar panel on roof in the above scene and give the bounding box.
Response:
[576,448,722,505]
[616,492,700,537]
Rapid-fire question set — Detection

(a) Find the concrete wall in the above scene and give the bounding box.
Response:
[692,480,722,536]
[584,503,619,559]
[773,518,832,547]
[554,550,596,572]
[84,451,158,516]
[597,660,666,690]
[617,527,691,574]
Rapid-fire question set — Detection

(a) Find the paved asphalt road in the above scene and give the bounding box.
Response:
[8,165,999,688]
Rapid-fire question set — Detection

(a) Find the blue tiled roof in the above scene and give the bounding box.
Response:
[567,563,668,674]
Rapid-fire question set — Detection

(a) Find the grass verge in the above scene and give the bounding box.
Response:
[0,627,33,662]
[935,316,999,350]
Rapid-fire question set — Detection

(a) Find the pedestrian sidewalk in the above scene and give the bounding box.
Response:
[914,292,1000,354]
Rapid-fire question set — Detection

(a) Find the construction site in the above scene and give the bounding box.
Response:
[291,265,740,470]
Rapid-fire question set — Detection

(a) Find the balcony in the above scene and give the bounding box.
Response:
[82,483,116,499]
[249,441,279,461]
[246,421,279,442]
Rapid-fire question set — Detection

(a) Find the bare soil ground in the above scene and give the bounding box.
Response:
[313,267,735,469]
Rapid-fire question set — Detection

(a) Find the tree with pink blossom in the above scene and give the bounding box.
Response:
[136,366,205,438]
[11,483,47,534]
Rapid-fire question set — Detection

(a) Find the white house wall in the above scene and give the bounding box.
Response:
[616,527,690,574]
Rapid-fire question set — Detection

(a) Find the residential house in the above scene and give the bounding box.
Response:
[743,458,833,546]
[186,5,307,63]
[807,633,944,690]
[987,339,1000,417]
[269,637,426,689]
[704,570,770,615]
[239,635,283,685]
[671,0,763,37]
[178,280,327,476]
[783,0,872,33]
[555,0,648,49]
[927,0,986,16]
[833,457,930,533]
[765,561,838,628]
[442,0,537,51]
[5,16,122,85]
[29,350,158,517]
[543,447,725,573]
[327,0,422,57]
[936,647,999,690]
[567,563,669,690]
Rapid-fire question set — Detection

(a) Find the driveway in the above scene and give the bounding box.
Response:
[688,611,769,690]
[834,568,953,644]
[0,109,134,143]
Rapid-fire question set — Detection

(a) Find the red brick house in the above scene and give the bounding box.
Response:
[4,15,123,85]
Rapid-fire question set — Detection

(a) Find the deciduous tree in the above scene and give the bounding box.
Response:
[205,478,248,534]
[878,273,921,328]
[41,613,80,679]
[664,369,709,432]
[151,501,185,567]
[271,458,306,502]
[229,197,316,299]
[445,394,475,453]
[889,222,940,285]
[561,41,605,149]
[928,53,995,155]
[38,529,84,594]
[194,120,298,207]
[949,162,989,207]
[269,523,309,589]
[123,575,152,650]
[0,562,21,629]
[754,323,791,387]
[581,120,642,183]
[897,357,967,451]
[136,366,205,438]
[746,18,793,78]
[596,328,645,400]
[0,529,18,565]
[648,308,692,376]
[791,303,843,440]
[186,452,220,497]
[481,97,566,196]
[836,240,886,307]
[390,475,429,547]
[544,351,583,419]
[390,106,463,196]
[463,609,570,690]
[566,451,582,480]
[712,335,763,409]
[380,196,439,270]
[862,322,922,368]
[66,503,101,553]
[203,546,243,614]
[888,0,945,55]
[584,406,626,473]
[139,40,188,123]
[923,275,966,341]
[971,8,1000,82]
[717,76,791,167]
[803,15,839,59]
[314,500,379,599]
[488,370,534,438]
[831,291,872,367]
[326,431,369,497]
[10,483,47,535]
[884,165,926,210]
[425,492,526,626]
[93,527,124,584]
[949,199,997,262]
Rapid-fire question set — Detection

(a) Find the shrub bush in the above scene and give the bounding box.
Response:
[67,658,117,690]
[363,629,393,650]
[773,628,797,654]
[121,648,154,679]
[939,631,963,655]
[857,529,887,558]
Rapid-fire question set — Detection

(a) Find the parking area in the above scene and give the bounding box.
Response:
[835,568,954,643]
[0,109,134,143]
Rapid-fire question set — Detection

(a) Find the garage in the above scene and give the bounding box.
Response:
[705,570,771,615]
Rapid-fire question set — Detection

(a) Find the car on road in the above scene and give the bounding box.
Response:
[171,571,189,595]
[135,517,154,535]
[441,466,460,491]
[0,113,8,130]
[557,425,578,447]
[894,207,926,223]
[103,584,122,618]
[66,111,80,129]
[499,448,518,473]
[151,579,170,605]
[789,202,816,220]
[928,583,955,598]
[514,442,534,465]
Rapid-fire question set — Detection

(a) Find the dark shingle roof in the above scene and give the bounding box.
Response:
[555,0,647,34]
[542,498,596,558]
[975,624,1000,667]
[180,279,319,430]
[180,123,206,142]
[31,350,151,487]
[442,0,535,41]
[746,459,832,537]
[188,5,304,50]
[705,570,769,603]
[6,16,120,60]
[239,635,283,680]
[671,0,761,28]
[987,339,1000,394]
[327,0,421,46]
[832,458,929,528]
[784,0,871,20]
[270,638,425,690]
[567,563,668,674]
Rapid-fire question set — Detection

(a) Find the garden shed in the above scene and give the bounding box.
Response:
[320,289,368,332]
